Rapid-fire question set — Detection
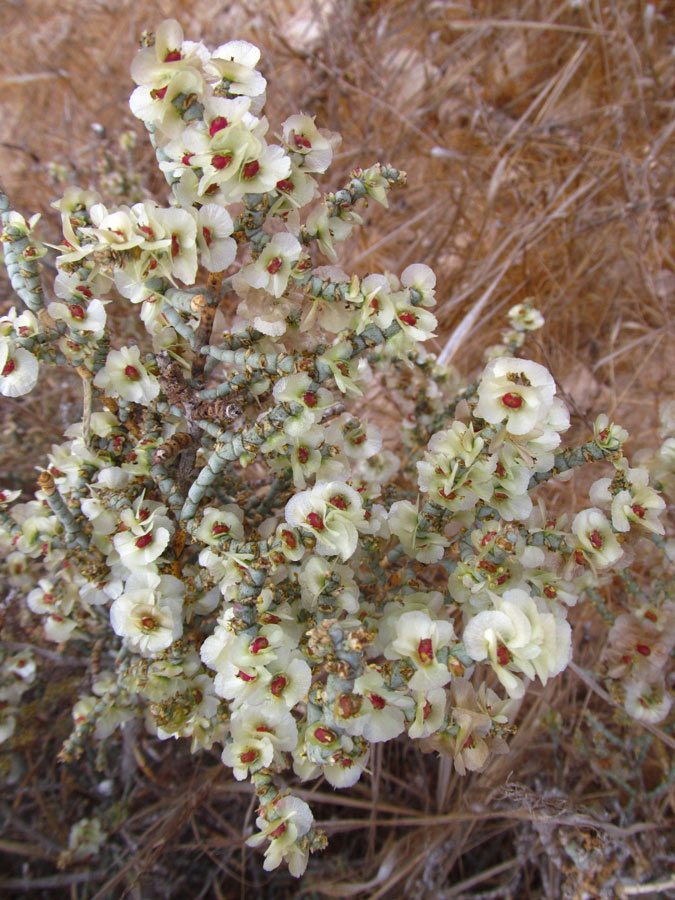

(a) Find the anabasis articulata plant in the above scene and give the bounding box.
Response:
[0,19,672,877]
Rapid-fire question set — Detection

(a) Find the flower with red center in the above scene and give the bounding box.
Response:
[572,508,623,569]
[475,357,558,435]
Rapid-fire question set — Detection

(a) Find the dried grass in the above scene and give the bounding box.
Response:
[0,1,673,897]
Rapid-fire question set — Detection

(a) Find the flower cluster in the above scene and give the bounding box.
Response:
[0,21,671,880]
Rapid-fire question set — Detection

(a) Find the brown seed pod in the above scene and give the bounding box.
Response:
[153,431,195,465]
[37,470,56,496]
[195,397,243,421]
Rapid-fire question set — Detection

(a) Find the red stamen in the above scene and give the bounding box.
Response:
[212,154,232,170]
[243,160,259,179]
[398,311,417,326]
[314,726,336,744]
[266,257,282,274]
[163,49,182,62]
[202,226,212,247]
[250,636,269,655]
[2,359,16,376]
[369,693,385,710]
[502,392,523,409]
[307,512,324,531]
[276,178,294,192]
[303,391,317,407]
[141,615,157,629]
[135,534,153,549]
[329,495,347,509]
[589,530,603,550]
[240,749,257,764]
[209,116,228,137]
[124,365,140,380]
[238,669,256,682]
[417,638,433,664]
[338,694,362,718]
[496,644,510,666]
[636,643,651,657]
[171,234,180,257]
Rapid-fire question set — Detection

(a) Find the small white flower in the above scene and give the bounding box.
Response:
[47,298,107,336]
[246,796,313,877]
[388,499,448,564]
[387,610,456,690]
[571,507,623,568]
[239,232,302,298]
[0,342,38,397]
[463,588,572,699]
[93,346,159,404]
[110,571,183,656]
[624,677,672,723]
[193,204,236,271]
[475,357,556,436]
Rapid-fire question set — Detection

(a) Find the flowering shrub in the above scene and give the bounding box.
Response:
[0,19,672,878]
